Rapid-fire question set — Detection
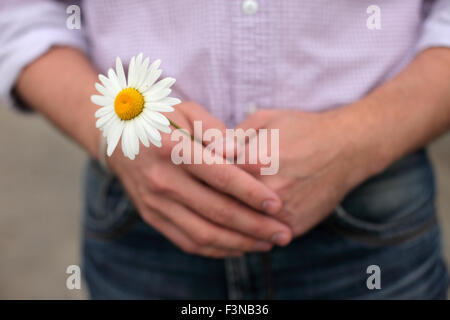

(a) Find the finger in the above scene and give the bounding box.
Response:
[235,134,270,176]
[141,207,244,258]
[146,163,292,245]
[221,110,275,160]
[143,192,273,252]
[176,101,227,142]
[183,155,283,215]
[235,110,276,132]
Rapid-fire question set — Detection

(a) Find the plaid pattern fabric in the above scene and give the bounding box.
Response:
[1,0,450,126]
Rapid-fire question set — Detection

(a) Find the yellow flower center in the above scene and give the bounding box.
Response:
[114,88,144,120]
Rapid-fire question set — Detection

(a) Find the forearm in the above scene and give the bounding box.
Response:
[338,47,450,180]
[15,46,100,158]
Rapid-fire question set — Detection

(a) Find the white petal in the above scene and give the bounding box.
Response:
[149,136,162,148]
[153,97,181,107]
[99,74,120,97]
[145,103,174,112]
[101,117,114,137]
[152,121,172,134]
[122,123,135,160]
[91,95,113,107]
[134,118,150,147]
[145,110,170,126]
[96,112,115,129]
[140,59,162,91]
[144,114,172,134]
[143,69,162,91]
[104,116,118,140]
[149,59,161,75]
[115,57,127,89]
[135,57,150,89]
[107,68,122,93]
[127,56,136,88]
[142,120,162,141]
[136,53,143,69]
[121,124,129,158]
[94,83,113,99]
[106,120,124,156]
[102,113,121,137]
[146,88,171,102]
[129,121,140,156]
[95,106,114,118]
[143,77,176,96]
[141,57,150,71]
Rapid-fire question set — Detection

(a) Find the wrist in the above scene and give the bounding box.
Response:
[328,102,393,187]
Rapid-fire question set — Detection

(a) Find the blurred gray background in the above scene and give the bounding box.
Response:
[0,107,449,299]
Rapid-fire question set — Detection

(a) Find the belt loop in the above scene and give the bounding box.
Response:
[225,256,248,300]
[262,252,274,300]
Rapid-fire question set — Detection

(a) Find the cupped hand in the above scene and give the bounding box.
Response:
[235,109,373,237]
[106,102,293,258]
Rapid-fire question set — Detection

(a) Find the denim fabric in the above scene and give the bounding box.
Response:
[82,149,449,299]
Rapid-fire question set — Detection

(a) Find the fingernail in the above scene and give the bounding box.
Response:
[271,232,290,246]
[254,241,273,252]
[262,200,281,215]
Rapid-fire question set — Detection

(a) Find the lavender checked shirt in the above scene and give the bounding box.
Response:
[1,0,450,127]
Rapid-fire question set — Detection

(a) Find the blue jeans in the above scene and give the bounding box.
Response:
[82,149,449,299]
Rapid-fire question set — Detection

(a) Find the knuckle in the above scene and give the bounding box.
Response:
[256,220,277,238]
[252,110,265,121]
[194,231,214,246]
[137,183,148,200]
[211,205,232,225]
[239,239,256,251]
[212,169,231,190]
[177,101,198,117]
[246,187,261,204]
[183,101,201,111]
[145,165,172,193]
[181,242,199,255]
[159,143,173,158]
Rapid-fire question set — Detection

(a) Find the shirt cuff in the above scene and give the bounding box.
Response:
[416,0,450,54]
[0,1,87,111]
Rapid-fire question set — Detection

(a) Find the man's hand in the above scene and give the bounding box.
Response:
[107,102,293,258]
[235,49,450,238]
[236,109,370,237]
[15,48,292,258]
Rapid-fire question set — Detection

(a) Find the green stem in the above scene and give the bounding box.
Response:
[169,119,194,141]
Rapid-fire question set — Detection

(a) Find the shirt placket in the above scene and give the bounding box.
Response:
[230,0,273,126]
[225,0,273,300]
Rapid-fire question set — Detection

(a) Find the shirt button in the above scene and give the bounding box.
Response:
[245,102,258,116]
[242,0,258,15]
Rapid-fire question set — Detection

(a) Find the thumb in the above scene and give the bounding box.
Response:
[233,110,276,175]
[175,101,236,159]
[235,110,275,132]
[228,110,274,163]
[177,101,226,142]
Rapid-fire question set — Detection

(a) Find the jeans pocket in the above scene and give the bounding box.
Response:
[83,159,139,240]
[325,150,437,246]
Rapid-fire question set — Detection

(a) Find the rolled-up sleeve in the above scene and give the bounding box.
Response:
[416,0,450,53]
[0,0,87,110]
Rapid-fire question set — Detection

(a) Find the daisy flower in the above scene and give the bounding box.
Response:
[91,53,181,160]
